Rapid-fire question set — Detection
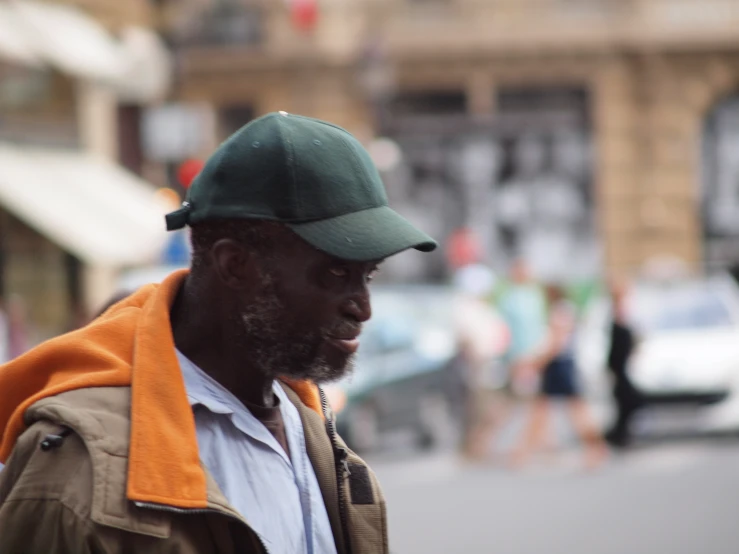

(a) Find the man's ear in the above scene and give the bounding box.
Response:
[210,239,260,291]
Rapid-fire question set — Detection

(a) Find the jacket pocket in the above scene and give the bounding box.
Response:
[343,454,389,554]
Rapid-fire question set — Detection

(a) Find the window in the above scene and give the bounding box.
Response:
[219,106,255,139]
[176,1,264,47]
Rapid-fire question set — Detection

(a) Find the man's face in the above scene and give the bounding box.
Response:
[235,239,379,384]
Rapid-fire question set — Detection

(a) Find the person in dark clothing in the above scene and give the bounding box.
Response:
[604,280,643,448]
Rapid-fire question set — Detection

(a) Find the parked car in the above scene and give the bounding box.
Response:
[325,285,459,453]
[576,273,739,434]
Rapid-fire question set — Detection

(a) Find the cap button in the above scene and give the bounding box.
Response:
[279,111,289,117]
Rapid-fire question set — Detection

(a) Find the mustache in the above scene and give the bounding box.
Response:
[323,321,362,338]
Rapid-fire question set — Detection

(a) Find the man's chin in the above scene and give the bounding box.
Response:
[286,354,355,384]
[315,364,355,385]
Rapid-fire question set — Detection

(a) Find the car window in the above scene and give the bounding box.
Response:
[633,288,735,332]
[655,292,733,331]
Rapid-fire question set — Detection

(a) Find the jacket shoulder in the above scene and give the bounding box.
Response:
[0,419,180,552]
[0,419,102,552]
[2,386,133,516]
[0,419,94,519]
[0,419,238,554]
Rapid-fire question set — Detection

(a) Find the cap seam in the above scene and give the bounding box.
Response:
[291,115,377,198]
[276,116,300,214]
[332,134,377,203]
[292,115,354,139]
[292,114,385,213]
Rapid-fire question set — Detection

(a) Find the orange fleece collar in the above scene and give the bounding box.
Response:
[0,269,324,509]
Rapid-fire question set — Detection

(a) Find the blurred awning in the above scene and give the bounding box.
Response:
[0,143,170,267]
[0,1,170,101]
[0,3,42,67]
[9,0,123,82]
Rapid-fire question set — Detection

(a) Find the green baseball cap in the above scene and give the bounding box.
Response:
[166,112,437,261]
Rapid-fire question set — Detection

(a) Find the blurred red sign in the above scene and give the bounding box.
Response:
[177,159,204,189]
[291,0,317,32]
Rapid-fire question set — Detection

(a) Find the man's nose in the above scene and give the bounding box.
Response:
[343,288,372,323]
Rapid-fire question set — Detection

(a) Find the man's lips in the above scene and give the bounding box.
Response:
[326,329,361,354]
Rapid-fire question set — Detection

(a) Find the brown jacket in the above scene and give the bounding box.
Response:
[0,271,388,553]
[0,386,387,554]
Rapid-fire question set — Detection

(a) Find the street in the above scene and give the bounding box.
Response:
[370,438,739,554]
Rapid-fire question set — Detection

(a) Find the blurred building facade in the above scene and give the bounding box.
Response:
[161,0,739,282]
[5,0,739,342]
[0,0,171,343]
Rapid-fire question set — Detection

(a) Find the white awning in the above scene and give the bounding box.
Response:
[0,1,171,101]
[0,143,171,267]
[115,26,172,103]
[9,0,123,82]
[0,3,42,66]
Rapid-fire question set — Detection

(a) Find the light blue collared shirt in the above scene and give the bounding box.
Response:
[176,350,337,554]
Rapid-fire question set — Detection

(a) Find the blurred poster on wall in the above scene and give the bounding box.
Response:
[378,87,601,283]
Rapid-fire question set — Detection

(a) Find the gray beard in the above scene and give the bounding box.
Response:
[239,284,355,383]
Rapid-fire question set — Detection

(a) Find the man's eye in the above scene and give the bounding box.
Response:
[367,267,380,282]
[329,267,349,278]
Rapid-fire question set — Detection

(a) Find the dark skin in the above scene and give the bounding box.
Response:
[170,234,379,409]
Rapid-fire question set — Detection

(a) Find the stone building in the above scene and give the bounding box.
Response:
[163,0,739,281]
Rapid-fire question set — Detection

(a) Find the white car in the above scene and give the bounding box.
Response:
[576,274,739,434]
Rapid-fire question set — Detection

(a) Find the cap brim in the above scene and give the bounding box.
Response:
[288,206,437,262]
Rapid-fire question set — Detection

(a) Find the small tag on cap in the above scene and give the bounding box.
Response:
[165,202,191,231]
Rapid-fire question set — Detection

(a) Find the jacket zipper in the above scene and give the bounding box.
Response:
[134,501,270,554]
[319,386,353,554]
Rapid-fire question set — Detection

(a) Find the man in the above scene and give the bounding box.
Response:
[0,112,436,553]
[604,278,642,448]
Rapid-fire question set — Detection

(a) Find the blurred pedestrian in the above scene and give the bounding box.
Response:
[452,264,511,461]
[0,113,437,553]
[604,278,643,448]
[510,285,607,470]
[497,259,548,396]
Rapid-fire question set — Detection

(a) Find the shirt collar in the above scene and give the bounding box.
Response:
[175,349,240,416]
[175,349,297,465]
